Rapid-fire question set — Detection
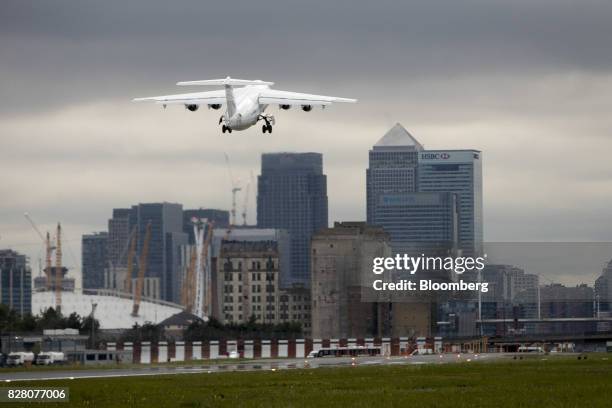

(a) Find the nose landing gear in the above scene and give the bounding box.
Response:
[262,123,272,134]
[222,125,232,133]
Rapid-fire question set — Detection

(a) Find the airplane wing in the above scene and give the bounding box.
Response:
[258,89,356,106]
[133,89,226,105]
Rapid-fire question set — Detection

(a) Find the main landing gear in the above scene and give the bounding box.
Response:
[258,115,274,134]
[222,125,232,133]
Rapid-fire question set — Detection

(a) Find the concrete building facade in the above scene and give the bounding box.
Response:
[310,222,392,339]
[214,240,311,334]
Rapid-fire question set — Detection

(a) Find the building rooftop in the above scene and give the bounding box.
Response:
[159,311,203,328]
[220,240,279,254]
[373,123,423,151]
[314,222,390,239]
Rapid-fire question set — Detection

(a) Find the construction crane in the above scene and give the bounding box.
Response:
[241,171,255,226]
[124,226,138,294]
[201,221,215,317]
[224,153,241,226]
[24,213,55,289]
[181,243,198,313]
[55,223,62,312]
[131,221,152,317]
[45,232,53,290]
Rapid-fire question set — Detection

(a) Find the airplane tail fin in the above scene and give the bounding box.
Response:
[225,85,237,117]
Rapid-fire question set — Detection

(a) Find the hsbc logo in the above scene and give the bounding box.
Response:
[421,153,450,160]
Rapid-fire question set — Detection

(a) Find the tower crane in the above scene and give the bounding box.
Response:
[224,153,241,226]
[131,221,152,317]
[45,232,53,290]
[201,221,215,317]
[24,213,55,289]
[181,241,198,312]
[241,171,255,226]
[55,223,63,312]
[124,226,138,294]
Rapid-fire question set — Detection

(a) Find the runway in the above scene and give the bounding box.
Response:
[0,353,507,382]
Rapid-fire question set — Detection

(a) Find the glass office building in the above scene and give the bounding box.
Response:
[128,203,188,303]
[367,123,482,256]
[81,232,108,290]
[0,249,31,315]
[418,150,483,256]
[257,153,328,287]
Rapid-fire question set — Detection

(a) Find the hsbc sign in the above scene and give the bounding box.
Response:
[421,153,450,160]
[419,151,479,164]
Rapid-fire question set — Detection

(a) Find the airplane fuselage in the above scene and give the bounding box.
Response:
[222,85,269,130]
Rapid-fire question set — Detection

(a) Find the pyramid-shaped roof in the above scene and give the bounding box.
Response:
[374,123,423,150]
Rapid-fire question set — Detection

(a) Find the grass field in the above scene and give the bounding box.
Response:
[16,356,612,407]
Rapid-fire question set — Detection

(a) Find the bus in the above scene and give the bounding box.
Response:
[307,346,382,358]
[518,346,544,353]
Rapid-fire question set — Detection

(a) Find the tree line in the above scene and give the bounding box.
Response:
[0,305,99,334]
[121,316,303,343]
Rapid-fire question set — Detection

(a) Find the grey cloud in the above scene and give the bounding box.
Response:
[2,1,612,113]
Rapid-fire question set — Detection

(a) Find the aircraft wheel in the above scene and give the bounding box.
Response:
[222,125,227,133]
[228,127,232,133]
[262,125,267,133]
[267,124,273,133]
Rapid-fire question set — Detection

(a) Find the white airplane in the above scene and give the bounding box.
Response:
[133,76,356,133]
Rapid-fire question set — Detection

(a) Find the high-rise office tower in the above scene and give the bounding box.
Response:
[257,153,328,286]
[417,149,483,256]
[81,232,108,290]
[0,249,31,315]
[367,123,483,256]
[107,208,131,270]
[128,203,188,303]
[367,123,423,253]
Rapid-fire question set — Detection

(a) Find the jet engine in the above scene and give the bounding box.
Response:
[208,104,221,110]
[301,105,312,112]
[185,104,199,112]
[280,104,291,110]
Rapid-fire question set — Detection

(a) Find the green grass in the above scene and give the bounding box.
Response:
[16,356,612,407]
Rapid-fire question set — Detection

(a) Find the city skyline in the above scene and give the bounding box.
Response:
[2,1,612,289]
[3,131,612,289]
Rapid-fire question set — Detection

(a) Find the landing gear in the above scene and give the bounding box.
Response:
[258,115,274,133]
[222,125,232,133]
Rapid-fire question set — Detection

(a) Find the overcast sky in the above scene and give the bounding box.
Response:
[1,1,612,286]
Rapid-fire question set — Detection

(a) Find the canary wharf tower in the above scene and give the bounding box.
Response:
[367,123,483,256]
